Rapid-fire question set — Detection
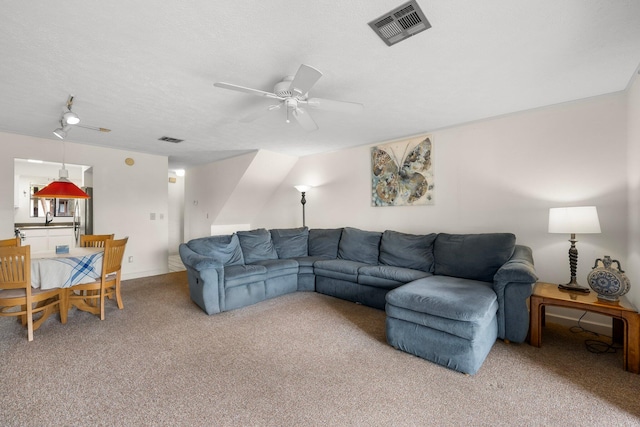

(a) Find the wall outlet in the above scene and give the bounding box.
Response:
[128,256,134,263]
[150,212,156,220]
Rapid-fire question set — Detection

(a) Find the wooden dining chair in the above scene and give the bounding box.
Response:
[67,237,128,320]
[77,235,114,301]
[0,237,21,247]
[79,234,114,248]
[0,245,61,341]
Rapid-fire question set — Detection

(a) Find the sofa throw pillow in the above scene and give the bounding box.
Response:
[338,227,382,265]
[434,233,516,282]
[236,229,278,264]
[186,234,244,266]
[379,230,437,273]
[270,227,309,258]
[308,228,343,258]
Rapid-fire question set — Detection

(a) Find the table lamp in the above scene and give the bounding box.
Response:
[548,206,601,293]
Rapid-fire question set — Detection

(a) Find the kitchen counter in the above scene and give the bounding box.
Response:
[15,222,74,229]
[16,223,76,252]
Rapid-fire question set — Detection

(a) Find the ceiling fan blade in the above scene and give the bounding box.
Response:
[240,104,282,123]
[306,97,364,114]
[76,124,111,132]
[292,108,318,131]
[289,64,323,97]
[214,82,282,100]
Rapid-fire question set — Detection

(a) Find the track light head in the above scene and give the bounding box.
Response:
[62,111,80,125]
[53,125,70,139]
[53,128,66,139]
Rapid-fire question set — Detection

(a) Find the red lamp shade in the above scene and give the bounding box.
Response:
[33,179,90,199]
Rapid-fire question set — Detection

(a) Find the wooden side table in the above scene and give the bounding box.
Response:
[529,282,640,374]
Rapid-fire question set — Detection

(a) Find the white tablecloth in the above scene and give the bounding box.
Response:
[31,247,104,290]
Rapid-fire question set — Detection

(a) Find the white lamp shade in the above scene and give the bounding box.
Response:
[548,206,601,234]
[294,185,311,193]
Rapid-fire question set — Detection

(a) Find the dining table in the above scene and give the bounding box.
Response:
[31,247,104,290]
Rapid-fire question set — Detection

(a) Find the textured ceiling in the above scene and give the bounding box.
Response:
[1,1,639,169]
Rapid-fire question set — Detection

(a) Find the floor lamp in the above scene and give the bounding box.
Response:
[294,185,311,227]
[548,206,601,293]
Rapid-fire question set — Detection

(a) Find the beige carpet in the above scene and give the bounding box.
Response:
[1,272,639,426]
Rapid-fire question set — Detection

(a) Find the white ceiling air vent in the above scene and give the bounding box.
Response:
[368,0,431,46]
[158,136,184,143]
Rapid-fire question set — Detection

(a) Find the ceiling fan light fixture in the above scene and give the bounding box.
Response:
[62,111,80,125]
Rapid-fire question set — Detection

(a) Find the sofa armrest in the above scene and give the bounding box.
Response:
[179,244,225,314]
[492,245,538,342]
[179,243,223,271]
[494,245,537,285]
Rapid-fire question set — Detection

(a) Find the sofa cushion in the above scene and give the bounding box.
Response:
[236,229,278,264]
[379,230,437,273]
[386,276,498,324]
[314,259,368,282]
[186,234,244,266]
[251,259,299,279]
[434,233,516,282]
[358,265,431,289]
[338,227,382,265]
[308,228,343,258]
[270,227,309,258]
[292,255,327,275]
[224,264,267,289]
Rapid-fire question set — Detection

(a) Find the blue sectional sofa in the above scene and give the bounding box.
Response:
[179,227,537,374]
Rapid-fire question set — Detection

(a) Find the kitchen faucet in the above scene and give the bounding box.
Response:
[45,211,53,225]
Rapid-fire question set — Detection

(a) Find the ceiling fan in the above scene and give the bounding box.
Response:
[214,64,363,131]
[53,95,111,139]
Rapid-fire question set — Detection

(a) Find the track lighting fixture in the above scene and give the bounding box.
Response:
[51,95,111,140]
[62,111,80,125]
[53,126,69,139]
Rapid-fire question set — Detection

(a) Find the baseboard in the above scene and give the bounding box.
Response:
[122,268,170,281]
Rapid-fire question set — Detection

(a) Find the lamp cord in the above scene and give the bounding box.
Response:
[569,311,620,354]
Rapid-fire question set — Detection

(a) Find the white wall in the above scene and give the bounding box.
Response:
[255,92,632,313]
[1,132,169,279]
[184,152,256,241]
[627,71,640,307]
[168,172,185,254]
[183,150,297,241]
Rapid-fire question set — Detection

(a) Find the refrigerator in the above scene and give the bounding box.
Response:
[74,187,93,244]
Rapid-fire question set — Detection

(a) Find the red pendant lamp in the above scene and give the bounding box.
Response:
[33,164,90,199]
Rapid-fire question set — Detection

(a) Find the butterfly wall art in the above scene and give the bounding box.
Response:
[371,135,434,207]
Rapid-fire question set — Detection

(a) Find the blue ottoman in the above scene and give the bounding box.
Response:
[385,276,499,375]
